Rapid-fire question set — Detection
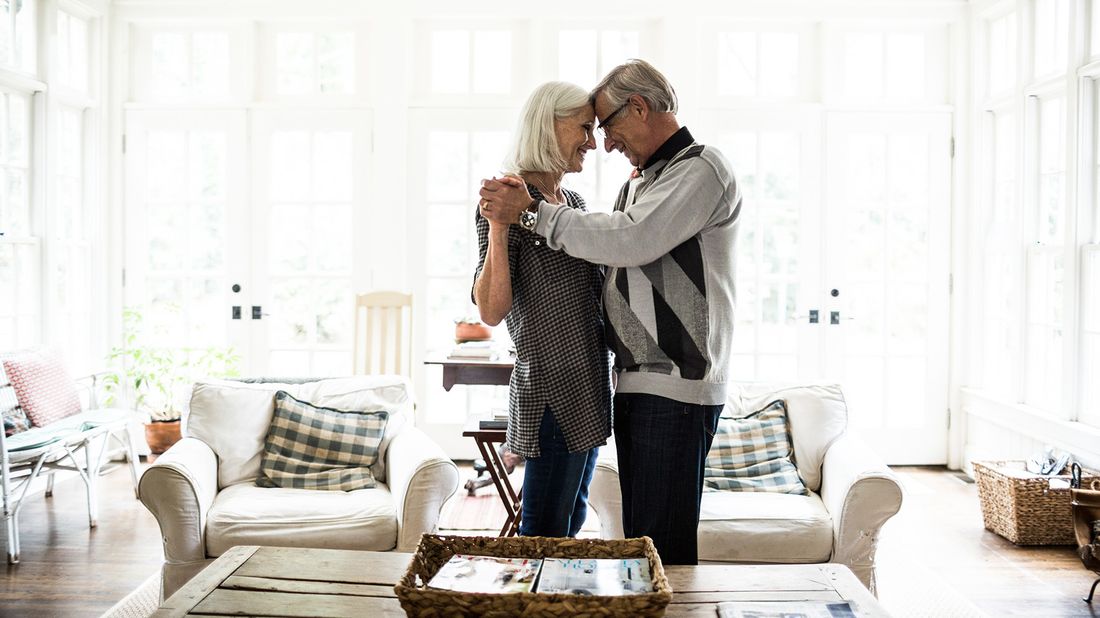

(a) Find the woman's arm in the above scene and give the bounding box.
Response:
[473,221,513,326]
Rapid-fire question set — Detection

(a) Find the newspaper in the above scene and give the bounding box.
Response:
[716,600,860,618]
[427,555,541,594]
[535,557,653,596]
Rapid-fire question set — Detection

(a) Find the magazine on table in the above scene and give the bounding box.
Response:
[716,600,861,618]
[534,557,653,596]
[448,341,497,360]
[427,555,541,593]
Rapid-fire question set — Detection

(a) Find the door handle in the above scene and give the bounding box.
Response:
[251,305,269,320]
[829,311,856,324]
[232,306,241,320]
[794,309,820,324]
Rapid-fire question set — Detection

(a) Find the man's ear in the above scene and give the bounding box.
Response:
[630,94,650,122]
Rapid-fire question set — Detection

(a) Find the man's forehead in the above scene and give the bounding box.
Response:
[593,91,615,115]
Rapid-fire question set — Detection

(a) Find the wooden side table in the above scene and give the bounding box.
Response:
[461,418,522,536]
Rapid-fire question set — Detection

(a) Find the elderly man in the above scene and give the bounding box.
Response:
[478,59,741,565]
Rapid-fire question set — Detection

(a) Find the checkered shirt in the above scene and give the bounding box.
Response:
[473,186,612,458]
[703,399,808,494]
[257,390,389,491]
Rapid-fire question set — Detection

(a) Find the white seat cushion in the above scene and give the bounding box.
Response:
[697,490,833,564]
[204,482,398,557]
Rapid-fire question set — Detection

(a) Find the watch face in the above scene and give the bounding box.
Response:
[520,211,537,230]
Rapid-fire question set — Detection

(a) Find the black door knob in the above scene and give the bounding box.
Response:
[830,289,839,297]
[232,284,241,293]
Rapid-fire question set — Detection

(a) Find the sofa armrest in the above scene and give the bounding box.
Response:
[588,446,625,539]
[820,433,903,593]
[138,438,219,566]
[386,427,459,552]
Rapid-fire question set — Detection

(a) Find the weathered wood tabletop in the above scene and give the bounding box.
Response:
[152,545,890,617]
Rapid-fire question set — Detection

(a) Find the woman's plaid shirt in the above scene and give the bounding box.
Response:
[473,186,612,458]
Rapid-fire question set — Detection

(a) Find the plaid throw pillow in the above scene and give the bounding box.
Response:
[256,391,389,491]
[704,399,809,495]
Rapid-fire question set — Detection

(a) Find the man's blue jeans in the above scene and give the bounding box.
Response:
[519,406,598,537]
[613,392,722,565]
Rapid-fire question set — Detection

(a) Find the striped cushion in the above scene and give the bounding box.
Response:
[256,391,389,491]
[704,399,809,495]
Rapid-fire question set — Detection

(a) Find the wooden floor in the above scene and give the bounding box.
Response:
[0,463,1098,616]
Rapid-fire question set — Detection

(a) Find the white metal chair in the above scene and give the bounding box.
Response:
[353,291,414,378]
[1,366,140,563]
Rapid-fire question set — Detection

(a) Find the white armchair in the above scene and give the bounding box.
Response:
[139,376,459,599]
[587,383,902,593]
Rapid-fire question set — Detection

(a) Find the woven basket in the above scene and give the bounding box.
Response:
[973,460,1100,545]
[394,534,672,617]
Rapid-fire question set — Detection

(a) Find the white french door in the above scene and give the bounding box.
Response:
[125,109,372,379]
[248,110,372,377]
[822,111,951,464]
[699,109,951,463]
[123,110,250,363]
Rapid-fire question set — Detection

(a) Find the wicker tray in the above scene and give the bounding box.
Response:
[394,534,672,617]
[973,460,1100,545]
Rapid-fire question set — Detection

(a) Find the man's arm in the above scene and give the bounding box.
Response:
[472,213,513,326]
[480,158,735,267]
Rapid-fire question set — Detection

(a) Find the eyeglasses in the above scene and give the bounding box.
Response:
[597,101,630,137]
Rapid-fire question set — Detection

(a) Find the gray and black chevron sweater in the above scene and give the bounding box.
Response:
[533,127,741,405]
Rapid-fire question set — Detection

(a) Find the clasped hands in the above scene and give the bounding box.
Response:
[478,175,532,225]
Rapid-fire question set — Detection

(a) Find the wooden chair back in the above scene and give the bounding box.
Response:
[352,291,414,378]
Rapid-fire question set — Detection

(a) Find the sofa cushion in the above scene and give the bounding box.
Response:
[729,383,848,493]
[187,376,411,489]
[256,391,388,491]
[2,351,82,428]
[704,399,808,495]
[697,490,834,563]
[205,482,398,557]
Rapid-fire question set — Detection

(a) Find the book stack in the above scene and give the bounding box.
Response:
[427,555,653,596]
[480,406,509,430]
[448,341,497,360]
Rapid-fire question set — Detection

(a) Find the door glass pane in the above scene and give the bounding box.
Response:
[759,33,798,97]
[718,32,756,96]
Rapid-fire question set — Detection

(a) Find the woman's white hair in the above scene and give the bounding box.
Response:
[504,81,591,174]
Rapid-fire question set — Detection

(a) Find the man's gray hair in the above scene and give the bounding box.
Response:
[504,81,591,174]
[590,58,678,114]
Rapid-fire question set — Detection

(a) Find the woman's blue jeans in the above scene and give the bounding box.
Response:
[519,407,598,538]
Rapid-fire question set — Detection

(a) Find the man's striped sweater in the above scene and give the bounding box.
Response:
[533,127,741,405]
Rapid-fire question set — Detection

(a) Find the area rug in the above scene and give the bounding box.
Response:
[99,572,159,618]
[877,562,989,618]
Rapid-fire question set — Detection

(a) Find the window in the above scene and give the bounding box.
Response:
[988,12,1016,98]
[57,10,88,93]
[1081,247,1100,426]
[149,31,230,98]
[1024,95,1066,413]
[717,31,799,98]
[0,90,35,349]
[981,111,1020,395]
[841,31,926,100]
[49,106,92,365]
[275,32,354,95]
[1033,0,1070,79]
[558,29,639,88]
[0,0,35,73]
[429,30,511,95]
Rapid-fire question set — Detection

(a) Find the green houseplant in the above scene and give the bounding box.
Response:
[104,307,240,453]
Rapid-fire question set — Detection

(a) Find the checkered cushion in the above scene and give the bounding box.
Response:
[703,399,809,494]
[2,351,82,428]
[256,390,389,491]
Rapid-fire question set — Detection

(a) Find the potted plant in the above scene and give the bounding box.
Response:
[455,316,493,343]
[104,308,240,454]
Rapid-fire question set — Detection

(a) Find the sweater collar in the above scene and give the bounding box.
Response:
[641,126,694,171]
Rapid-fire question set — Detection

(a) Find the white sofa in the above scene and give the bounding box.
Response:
[139,376,459,599]
[587,383,902,592]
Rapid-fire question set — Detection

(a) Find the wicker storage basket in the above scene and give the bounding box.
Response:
[973,460,1100,545]
[394,534,672,617]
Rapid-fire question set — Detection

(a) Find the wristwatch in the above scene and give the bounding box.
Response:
[519,200,539,231]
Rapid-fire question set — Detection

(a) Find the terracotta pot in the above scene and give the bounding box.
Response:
[455,322,492,343]
[145,420,182,455]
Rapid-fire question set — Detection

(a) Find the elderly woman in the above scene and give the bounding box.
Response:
[472,81,610,538]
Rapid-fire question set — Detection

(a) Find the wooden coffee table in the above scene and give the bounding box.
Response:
[153,545,890,617]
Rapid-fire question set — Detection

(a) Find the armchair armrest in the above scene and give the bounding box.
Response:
[138,438,219,566]
[589,446,625,539]
[385,427,459,552]
[820,433,903,593]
